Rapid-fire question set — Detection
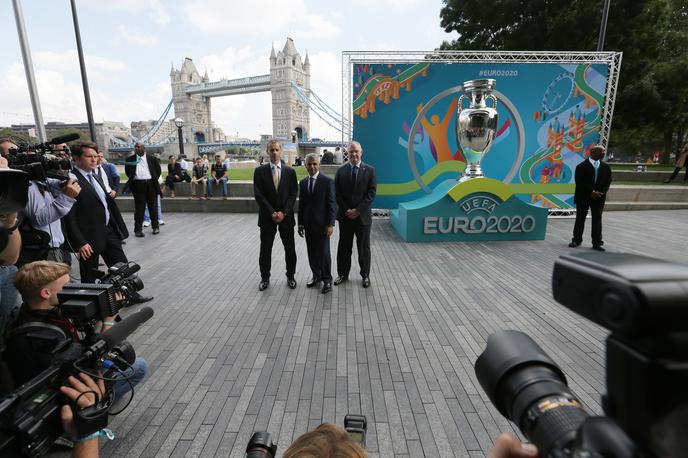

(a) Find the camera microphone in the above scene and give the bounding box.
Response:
[100,306,153,350]
[79,306,153,362]
[48,133,81,145]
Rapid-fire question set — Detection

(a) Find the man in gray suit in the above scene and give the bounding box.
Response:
[334,141,377,288]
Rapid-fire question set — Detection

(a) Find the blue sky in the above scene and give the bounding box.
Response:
[0,0,455,140]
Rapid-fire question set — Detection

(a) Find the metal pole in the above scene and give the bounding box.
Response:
[596,0,611,52]
[12,0,47,142]
[70,0,97,142]
[177,126,185,157]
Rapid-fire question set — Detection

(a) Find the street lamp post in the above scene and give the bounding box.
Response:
[174,118,185,158]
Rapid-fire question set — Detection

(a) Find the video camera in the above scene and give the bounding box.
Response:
[475,252,688,457]
[0,306,153,457]
[245,414,367,457]
[58,262,144,329]
[6,133,80,182]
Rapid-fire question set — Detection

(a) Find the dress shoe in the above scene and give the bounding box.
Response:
[592,245,606,252]
[135,231,145,238]
[152,228,160,235]
[333,276,348,286]
[362,277,371,288]
[287,277,297,289]
[306,278,321,288]
[131,294,153,304]
[259,280,269,291]
[321,282,332,294]
[568,241,581,248]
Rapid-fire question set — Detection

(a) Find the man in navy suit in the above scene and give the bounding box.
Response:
[334,141,377,288]
[253,139,298,291]
[569,145,612,251]
[298,153,336,294]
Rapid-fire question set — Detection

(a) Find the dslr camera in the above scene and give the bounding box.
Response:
[475,252,688,457]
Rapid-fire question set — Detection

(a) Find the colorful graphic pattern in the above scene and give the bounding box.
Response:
[353,62,609,209]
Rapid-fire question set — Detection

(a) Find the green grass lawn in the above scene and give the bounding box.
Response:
[610,163,675,171]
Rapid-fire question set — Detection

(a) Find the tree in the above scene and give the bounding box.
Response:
[439,0,688,161]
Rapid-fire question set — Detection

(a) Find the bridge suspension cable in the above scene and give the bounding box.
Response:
[291,82,349,134]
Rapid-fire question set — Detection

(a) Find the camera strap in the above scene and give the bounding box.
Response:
[73,396,110,439]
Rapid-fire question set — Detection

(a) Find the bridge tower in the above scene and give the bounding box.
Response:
[270,37,310,141]
[170,58,213,144]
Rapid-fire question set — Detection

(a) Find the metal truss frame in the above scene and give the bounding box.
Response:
[342,50,622,146]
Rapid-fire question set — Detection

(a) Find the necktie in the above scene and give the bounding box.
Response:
[272,165,279,190]
[88,173,109,224]
[351,165,358,184]
[593,160,600,183]
[309,176,315,194]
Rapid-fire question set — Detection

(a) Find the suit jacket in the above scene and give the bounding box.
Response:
[64,168,129,253]
[124,153,162,195]
[253,163,298,227]
[298,173,336,230]
[335,162,377,226]
[574,159,612,205]
[102,162,120,191]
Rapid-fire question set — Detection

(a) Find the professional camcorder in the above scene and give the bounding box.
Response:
[58,262,144,328]
[6,133,80,182]
[245,414,367,457]
[475,252,688,457]
[0,307,154,457]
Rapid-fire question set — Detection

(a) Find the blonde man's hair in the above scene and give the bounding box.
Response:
[282,423,367,458]
[13,261,71,303]
[266,139,282,151]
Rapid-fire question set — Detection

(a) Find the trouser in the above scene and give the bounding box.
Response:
[144,195,163,223]
[337,218,372,278]
[78,225,128,282]
[668,166,688,181]
[131,180,158,231]
[191,177,207,196]
[46,246,72,266]
[112,357,148,400]
[208,177,228,196]
[259,222,296,280]
[572,200,605,246]
[305,227,332,282]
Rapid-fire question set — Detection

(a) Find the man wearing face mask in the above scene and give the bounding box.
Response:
[568,145,612,251]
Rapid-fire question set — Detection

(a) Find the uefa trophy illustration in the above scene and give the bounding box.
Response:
[456,79,498,182]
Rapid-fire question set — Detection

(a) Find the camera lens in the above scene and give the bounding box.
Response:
[475,330,588,456]
[246,431,277,458]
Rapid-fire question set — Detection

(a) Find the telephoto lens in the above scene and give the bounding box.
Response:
[246,431,277,458]
[475,330,589,457]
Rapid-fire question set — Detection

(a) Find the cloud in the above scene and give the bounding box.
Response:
[183,0,340,40]
[115,25,160,47]
[86,0,170,25]
[0,61,170,128]
[33,50,127,84]
[307,51,342,139]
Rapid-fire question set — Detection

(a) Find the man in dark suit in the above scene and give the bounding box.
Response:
[298,153,336,294]
[124,142,162,237]
[569,145,612,251]
[253,139,298,291]
[334,141,377,288]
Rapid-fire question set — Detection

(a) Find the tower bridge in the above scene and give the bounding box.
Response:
[171,37,311,144]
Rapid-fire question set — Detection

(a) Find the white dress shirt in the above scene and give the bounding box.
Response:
[135,153,152,180]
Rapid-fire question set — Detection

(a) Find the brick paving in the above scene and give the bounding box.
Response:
[54,210,687,457]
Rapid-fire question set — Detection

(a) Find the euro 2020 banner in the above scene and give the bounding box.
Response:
[352,62,609,209]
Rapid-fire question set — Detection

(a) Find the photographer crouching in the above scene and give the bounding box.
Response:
[5,261,148,400]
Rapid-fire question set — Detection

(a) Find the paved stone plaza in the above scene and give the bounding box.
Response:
[65,210,686,457]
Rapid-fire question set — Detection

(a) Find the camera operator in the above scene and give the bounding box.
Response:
[282,423,367,458]
[17,165,81,267]
[5,261,148,399]
[486,434,539,458]
[60,372,108,458]
[0,155,22,321]
[0,138,18,160]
